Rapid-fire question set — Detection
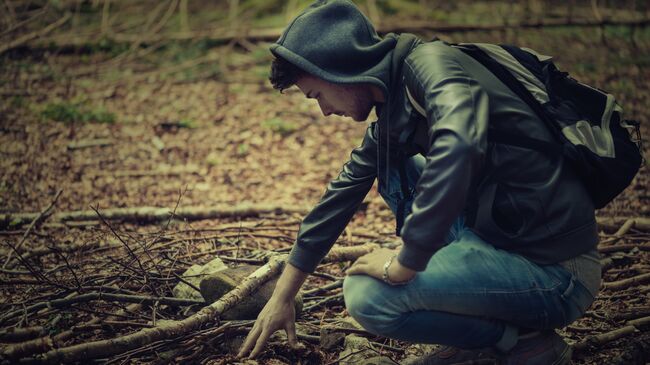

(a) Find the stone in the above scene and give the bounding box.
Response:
[337,334,383,365]
[199,264,303,320]
[338,334,398,365]
[320,317,364,350]
[401,343,442,365]
[359,356,399,365]
[172,257,228,301]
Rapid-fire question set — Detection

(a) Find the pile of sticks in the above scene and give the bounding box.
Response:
[0,203,649,363]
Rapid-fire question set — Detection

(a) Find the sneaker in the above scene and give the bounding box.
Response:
[404,345,499,365]
[501,330,572,365]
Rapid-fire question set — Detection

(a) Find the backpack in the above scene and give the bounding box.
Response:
[406,42,644,209]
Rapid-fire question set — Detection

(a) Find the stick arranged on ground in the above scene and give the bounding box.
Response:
[22,244,378,363]
[597,217,650,232]
[603,273,650,291]
[0,204,311,228]
[3,189,62,268]
[26,18,650,51]
[574,316,650,351]
[27,255,286,363]
[0,12,71,55]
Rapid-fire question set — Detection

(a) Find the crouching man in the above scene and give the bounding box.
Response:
[238,1,603,364]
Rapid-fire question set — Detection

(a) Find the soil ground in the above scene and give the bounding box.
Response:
[1,22,649,365]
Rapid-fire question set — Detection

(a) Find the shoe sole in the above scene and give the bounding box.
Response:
[494,344,573,365]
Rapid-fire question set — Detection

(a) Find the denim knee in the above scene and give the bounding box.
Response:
[343,275,404,336]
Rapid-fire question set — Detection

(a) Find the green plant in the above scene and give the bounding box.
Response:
[40,102,116,124]
[237,143,249,156]
[177,119,197,129]
[9,96,26,109]
[262,118,298,136]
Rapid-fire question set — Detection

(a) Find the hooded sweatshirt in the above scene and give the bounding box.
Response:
[270,0,423,272]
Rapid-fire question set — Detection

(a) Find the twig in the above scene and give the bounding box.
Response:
[66,138,113,150]
[0,12,71,55]
[30,255,286,363]
[1,336,54,360]
[91,204,160,297]
[0,326,45,342]
[303,279,343,297]
[1,292,203,326]
[603,273,650,291]
[22,245,378,362]
[27,18,650,51]
[3,189,62,268]
[599,243,650,254]
[47,242,81,290]
[0,5,48,37]
[1,204,311,228]
[574,316,650,351]
[598,217,650,232]
[303,293,344,312]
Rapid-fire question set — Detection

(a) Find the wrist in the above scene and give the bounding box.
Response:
[383,254,416,285]
[389,258,416,282]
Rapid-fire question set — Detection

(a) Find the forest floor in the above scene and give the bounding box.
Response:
[1,25,650,364]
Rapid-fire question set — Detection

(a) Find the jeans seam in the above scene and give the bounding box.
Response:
[411,282,563,298]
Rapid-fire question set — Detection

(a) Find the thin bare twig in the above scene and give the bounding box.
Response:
[91,204,160,297]
[3,189,62,268]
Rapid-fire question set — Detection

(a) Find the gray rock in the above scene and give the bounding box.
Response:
[199,264,303,320]
[338,334,398,365]
[172,257,228,301]
[320,317,364,350]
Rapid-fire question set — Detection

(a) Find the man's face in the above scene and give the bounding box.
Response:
[295,75,378,122]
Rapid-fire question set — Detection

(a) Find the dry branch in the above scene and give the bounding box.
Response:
[1,292,201,326]
[0,327,45,342]
[3,189,63,268]
[1,336,54,360]
[29,256,284,363]
[321,243,380,264]
[0,204,310,228]
[52,303,141,344]
[24,18,650,51]
[0,12,71,55]
[599,243,650,254]
[22,244,377,362]
[597,217,650,232]
[574,316,650,351]
[66,138,113,150]
[603,273,650,291]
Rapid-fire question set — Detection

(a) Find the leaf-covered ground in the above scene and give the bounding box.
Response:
[1,25,649,364]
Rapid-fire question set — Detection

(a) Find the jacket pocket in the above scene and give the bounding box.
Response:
[473,182,529,241]
[492,183,526,236]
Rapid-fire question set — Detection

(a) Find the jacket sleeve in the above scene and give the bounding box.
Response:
[288,123,378,273]
[398,44,489,271]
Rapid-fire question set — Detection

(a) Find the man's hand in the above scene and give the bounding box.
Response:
[346,248,416,283]
[237,296,298,359]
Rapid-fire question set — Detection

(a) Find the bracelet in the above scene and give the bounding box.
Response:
[382,254,414,286]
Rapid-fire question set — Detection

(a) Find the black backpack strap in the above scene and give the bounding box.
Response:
[456,44,568,151]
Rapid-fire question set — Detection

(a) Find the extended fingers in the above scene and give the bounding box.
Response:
[285,321,298,347]
[249,327,272,358]
[237,322,261,358]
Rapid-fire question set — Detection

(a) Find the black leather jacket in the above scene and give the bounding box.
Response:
[288,41,599,273]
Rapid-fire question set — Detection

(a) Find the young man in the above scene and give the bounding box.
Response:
[238,1,602,364]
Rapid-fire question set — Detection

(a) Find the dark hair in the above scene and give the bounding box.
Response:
[269,56,305,92]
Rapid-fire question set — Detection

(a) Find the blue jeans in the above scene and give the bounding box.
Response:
[343,155,598,351]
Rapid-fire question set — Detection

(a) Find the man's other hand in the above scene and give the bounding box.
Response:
[237,296,298,359]
[346,248,416,283]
